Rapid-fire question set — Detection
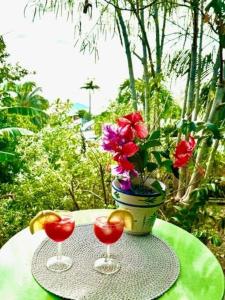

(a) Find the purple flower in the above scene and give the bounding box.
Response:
[112,166,129,176]
[102,124,125,152]
[119,178,131,190]
[112,167,138,191]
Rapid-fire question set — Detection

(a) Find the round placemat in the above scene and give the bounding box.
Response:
[31,224,180,300]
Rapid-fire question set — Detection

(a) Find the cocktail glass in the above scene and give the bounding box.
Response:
[44,211,75,273]
[93,216,124,274]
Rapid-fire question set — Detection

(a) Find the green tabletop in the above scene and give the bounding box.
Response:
[0,209,224,300]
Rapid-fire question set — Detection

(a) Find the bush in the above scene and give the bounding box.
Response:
[0,119,114,246]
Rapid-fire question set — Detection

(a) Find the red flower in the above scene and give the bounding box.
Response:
[113,142,139,171]
[117,112,148,140]
[115,156,135,171]
[173,136,196,168]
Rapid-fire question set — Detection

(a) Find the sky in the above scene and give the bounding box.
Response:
[0,0,185,114]
[0,0,141,114]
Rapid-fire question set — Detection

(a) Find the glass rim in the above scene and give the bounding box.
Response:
[95,216,124,226]
[54,210,75,220]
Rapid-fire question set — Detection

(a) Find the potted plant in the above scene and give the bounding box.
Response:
[102,112,196,235]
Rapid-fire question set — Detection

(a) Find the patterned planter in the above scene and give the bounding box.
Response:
[112,178,166,235]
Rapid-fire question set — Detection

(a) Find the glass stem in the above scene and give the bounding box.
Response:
[106,245,110,262]
[57,242,62,262]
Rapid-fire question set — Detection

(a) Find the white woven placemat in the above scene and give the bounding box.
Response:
[32,224,180,300]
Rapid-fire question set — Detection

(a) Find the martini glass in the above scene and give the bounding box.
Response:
[44,211,75,272]
[93,216,124,274]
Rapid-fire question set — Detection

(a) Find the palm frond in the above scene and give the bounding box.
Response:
[0,151,15,162]
[0,127,33,138]
[0,106,48,119]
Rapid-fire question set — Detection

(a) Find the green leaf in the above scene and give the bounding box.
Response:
[189,121,196,132]
[206,136,213,146]
[195,122,205,132]
[158,150,170,159]
[161,159,173,173]
[149,130,160,140]
[151,180,165,194]
[142,129,161,150]
[211,236,222,247]
[128,150,148,172]
[152,151,162,165]
[0,151,15,162]
[205,122,221,139]
[146,162,158,172]
[142,140,161,149]
[177,119,196,134]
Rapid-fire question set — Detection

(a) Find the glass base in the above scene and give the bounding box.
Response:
[46,255,73,273]
[94,257,120,275]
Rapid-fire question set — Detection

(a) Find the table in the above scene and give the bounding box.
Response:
[0,209,224,300]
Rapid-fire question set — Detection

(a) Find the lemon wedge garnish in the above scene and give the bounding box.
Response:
[107,209,134,230]
[29,210,61,234]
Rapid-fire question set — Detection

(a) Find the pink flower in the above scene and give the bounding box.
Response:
[173,136,196,168]
[102,112,149,191]
[117,112,148,140]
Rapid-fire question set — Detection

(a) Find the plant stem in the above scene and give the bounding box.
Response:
[57,242,62,262]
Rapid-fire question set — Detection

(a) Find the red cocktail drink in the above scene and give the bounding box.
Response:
[93,216,124,274]
[94,216,123,244]
[44,217,75,242]
[45,211,75,273]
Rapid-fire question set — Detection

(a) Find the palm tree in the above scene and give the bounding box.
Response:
[81,80,99,115]
[0,81,49,162]
[0,106,48,162]
[4,81,49,110]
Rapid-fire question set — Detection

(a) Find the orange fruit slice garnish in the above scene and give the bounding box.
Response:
[107,209,134,230]
[29,210,61,234]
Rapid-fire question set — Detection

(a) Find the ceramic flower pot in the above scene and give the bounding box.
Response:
[112,178,166,235]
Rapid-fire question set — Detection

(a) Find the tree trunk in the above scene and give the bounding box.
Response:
[128,0,155,77]
[204,49,220,122]
[183,68,191,119]
[116,8,137,110]
[140,0,150,124]
[153,3,161,74]
[161,6,167,61]
[186,0,199,121]
[177,68,191,144]
[176,2,199,199]
[204,139,220,178]
[193,0,204,121]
